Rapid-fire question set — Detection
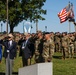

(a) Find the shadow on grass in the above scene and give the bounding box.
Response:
[53,56,62,59]
[0,72,5,75]
[13,72,18,75]
[0,72,18,75]
[53,55,76,59]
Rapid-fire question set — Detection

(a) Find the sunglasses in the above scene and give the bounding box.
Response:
[8,36,11,38]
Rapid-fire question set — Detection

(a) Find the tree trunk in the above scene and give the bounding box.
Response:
[9,25,14,33]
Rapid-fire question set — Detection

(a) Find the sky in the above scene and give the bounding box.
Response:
[0,0,76,33]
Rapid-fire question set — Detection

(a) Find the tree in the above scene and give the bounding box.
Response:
[0,0,46,33]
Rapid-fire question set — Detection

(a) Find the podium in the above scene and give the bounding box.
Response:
[19,63,53,75]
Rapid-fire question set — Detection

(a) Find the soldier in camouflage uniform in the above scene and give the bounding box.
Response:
[74,32,76,53]
[61,32,69,59]
[54,32,61,52]
[50,32,55,42]
[50,32,55,56]
[42,32,54,62]
[35,31,43,63]
[68,33,75,58]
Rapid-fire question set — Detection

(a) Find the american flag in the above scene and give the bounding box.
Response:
[58,3,74,23]
[58,8,68,23]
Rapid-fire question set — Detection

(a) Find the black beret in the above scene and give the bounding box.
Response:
[44,32,50,35]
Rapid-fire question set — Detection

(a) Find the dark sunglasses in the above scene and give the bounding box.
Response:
[8,36,11,38]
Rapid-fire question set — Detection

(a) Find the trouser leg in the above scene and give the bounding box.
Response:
[6,54,10,75]
[22,55,27,67]
[10,59,13,75]
[62,48,65,59]
[27,58,31,66]
[5,54,14,75]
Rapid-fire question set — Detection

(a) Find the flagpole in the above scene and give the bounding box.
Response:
[23,22,24,33]
[74,25,76,32]
[74,22,76,32]
[69,20,71,33]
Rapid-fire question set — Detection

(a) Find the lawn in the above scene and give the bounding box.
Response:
[0,52,76,75]
[53,52,76,75]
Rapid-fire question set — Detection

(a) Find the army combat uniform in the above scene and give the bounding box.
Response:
[68,35,75,58]
[54,34,61,52]
[35,38,43,63]
[61,34,69,59]
[42,39,54,62]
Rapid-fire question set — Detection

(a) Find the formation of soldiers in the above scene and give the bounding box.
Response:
[0,31,76,65]
[54,32,76,59]
[17,31,76,63]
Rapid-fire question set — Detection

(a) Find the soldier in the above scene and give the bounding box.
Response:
[35,31,43,63]
[42,32,54,62]
[50,32,55,56]
[68,33,75,58]
[61,32,69,60]
[54,32,61,52]
[74,32,76,53]
[50,32,55,42]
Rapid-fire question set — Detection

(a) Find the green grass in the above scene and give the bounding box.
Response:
[0,52,76,75]
[53,52,76,75]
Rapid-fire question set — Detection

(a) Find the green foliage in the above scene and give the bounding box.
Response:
[0,0,46,33]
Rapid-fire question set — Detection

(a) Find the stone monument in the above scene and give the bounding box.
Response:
[19,63,53,75]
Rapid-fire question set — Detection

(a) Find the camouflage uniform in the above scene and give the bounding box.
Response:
[42,39,54,62]
[35,38,43,63]
[50,32,55,55]
[55,35,61,52]
[61,33,69,59]
[74,37,76,53]
[68,34,75,58]
[50,38,55,56]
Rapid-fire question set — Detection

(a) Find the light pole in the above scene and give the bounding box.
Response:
[35,8,38,32]
[1,23,2,33]
[36,19,38,32]
[45,26,47,32]
[6,0,8,33]
[23,21,25,33]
